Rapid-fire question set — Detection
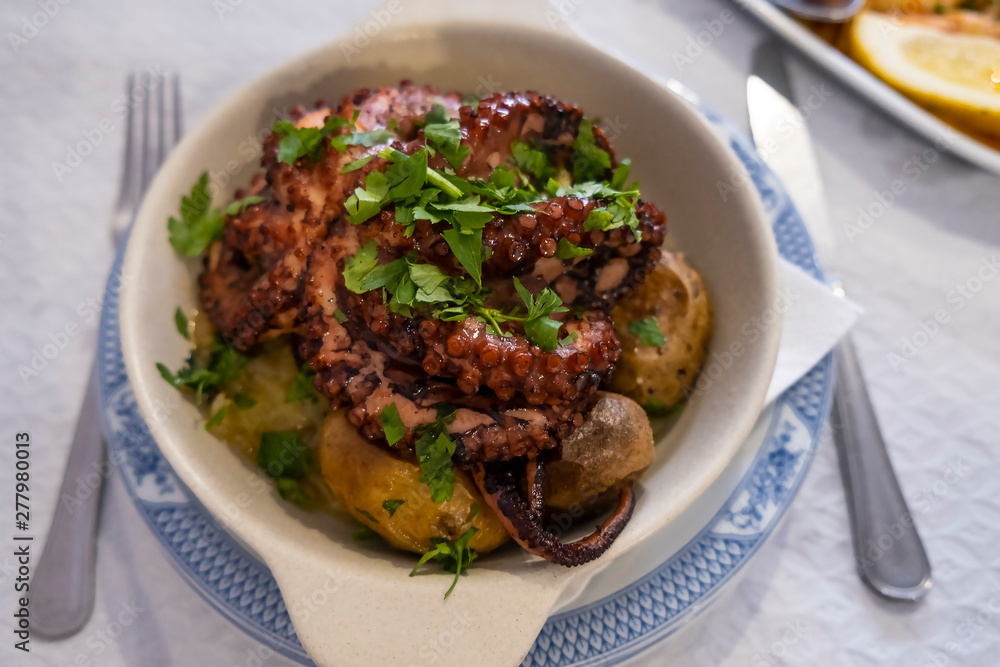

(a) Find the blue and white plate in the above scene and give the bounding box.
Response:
[98,98,831,666]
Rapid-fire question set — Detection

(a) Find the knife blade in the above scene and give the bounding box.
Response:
[748,40,837,265]
[747,40,932,601]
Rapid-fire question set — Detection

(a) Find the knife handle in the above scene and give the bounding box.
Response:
[831,335,932,600]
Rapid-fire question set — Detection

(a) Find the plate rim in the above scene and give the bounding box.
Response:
[737,0,1000,176]
[97,90,832,667]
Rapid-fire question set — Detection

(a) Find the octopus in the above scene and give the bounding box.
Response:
[199,82,667,567]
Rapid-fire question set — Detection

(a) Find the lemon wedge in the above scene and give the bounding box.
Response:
[847,11,1000,139]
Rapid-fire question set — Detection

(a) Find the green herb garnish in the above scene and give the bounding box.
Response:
[353,525,378,542]
[572,118,612,182]
[167,172,263,257]
[554,238,594,260]
[383,499,405,517]
[512,278,569,352]
[205,404,227,430]
[257,431,310,479]
[174,307,190,339]
[285,362,321,403]
[272,114,352,165]
[233,393,257,410]
[413,404,458,503]
[156,334,248,404]
[629,317,666,347]
[410,527,479,599]
[355,508,380,524]
[275,478,312,508]
[379,403,406,445]
[424,104,470,171]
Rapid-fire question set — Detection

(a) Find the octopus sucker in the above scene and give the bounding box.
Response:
[198,82,669,566]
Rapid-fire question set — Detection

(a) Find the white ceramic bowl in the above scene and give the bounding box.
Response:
[119,19,781,667]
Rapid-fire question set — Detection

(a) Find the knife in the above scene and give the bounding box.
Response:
[748,41,932,600]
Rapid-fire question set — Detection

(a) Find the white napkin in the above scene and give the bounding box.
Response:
[767,259,861,403]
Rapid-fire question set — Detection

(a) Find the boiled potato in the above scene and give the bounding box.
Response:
[611,251,712,409]
[544,392,654,511]
[207,341,328,460]
[319,412,509,554]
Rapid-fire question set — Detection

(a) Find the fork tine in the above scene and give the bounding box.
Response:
[156,73,166,171]
[111,71,184,244]
[173,75,183,148]
[114,73,136,213]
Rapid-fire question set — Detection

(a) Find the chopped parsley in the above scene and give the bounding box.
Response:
[205,404,227,430]
[629,317,666,347]
[353,525,378,541]
[174,307,190,339]
[167,172,263,257]
[233,393,257,410]
[644,397,686,418]
[275,478,311,508]
[257,431,310,479]
[424,104,470,171]
[512,278,569,352]
[572,118,612,182]
[157,334,248,404]
[554,238,593,260]
[511,140,554,182]
[285,362,321,403]
[272,114,352,164]
[410,526,479,599]
[383,499,405,517]
[355,508,380,524]
[379,403,406,445]
[413,404,458,503]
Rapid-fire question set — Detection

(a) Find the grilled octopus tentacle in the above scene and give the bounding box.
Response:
[472,461,636,567]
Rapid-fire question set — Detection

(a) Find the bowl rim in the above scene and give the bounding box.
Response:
[118,18,782,666]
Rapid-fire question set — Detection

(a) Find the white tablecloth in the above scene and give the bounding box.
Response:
[2,0,998,665]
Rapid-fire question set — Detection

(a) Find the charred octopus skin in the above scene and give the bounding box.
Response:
[199,82,667,567]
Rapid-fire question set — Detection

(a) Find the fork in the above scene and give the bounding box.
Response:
[31,72,183,639]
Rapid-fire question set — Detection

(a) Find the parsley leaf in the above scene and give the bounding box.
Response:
[511,141,553,182]
[572,119,612,182]
[410,527,479,599]
[415,428,456,504]
[233,393,257,410]
[167,172,264,257]
[275,478,312,508]
[174,307,190,339]
[224,195,265,216]
[257,431,310,479]
[285,362,321,403]
[272,114,351,164]
[167,173,221,256]
[355,508,379,524]
[441,227,483,286]
[205,404,227,430]
[341,155,374,174]
[345,169,390,224]
[353,525,377,541]
[644,397,686,418]
[629,317,666,347]
[512,278,568,352]
[424,104,470,171]
[343,240,380,293]
[379,403,406,445]
[383,499,404,516]
[554,238,594,260]
[156,334,247,404]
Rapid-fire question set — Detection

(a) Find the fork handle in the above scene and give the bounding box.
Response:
[832,335,932,600]
[31,362,106,638]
